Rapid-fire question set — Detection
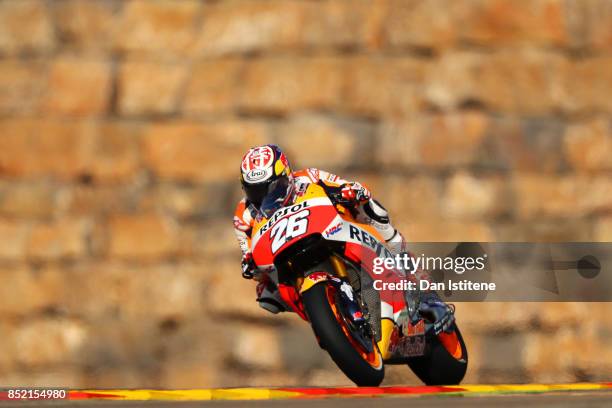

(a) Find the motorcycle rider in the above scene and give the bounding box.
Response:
[233,144,454,339]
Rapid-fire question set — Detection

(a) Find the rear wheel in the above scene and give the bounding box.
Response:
[303,281,384,386]
[406,324,468,385]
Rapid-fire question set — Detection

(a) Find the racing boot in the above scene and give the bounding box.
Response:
[417,291,455,336]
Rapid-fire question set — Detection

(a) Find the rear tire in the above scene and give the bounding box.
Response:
[406,325,468,385]
[303,282,384,387]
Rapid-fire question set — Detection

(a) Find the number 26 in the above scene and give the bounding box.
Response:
[270,210,310,253]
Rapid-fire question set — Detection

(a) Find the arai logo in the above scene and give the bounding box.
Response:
[245,168,270,182]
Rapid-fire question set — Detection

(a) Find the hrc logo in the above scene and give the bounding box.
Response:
[324,222,343,237]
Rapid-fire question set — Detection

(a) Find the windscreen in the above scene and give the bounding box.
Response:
[259,176,291,218]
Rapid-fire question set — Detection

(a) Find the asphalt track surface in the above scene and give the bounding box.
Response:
[2,384,612,407]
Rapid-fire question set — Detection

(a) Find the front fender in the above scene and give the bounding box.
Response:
[300,272,334,294]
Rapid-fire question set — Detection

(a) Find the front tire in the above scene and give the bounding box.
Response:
[303,282,384,387]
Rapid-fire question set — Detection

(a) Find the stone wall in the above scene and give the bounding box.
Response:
[0,0,610,387]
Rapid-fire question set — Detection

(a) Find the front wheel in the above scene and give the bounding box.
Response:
[303,282,384,386]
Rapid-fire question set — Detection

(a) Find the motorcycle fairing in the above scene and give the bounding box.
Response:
[250,183,426,359]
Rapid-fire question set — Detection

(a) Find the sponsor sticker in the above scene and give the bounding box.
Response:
[306,272,329,284]
[390,335,426,357]
[402,319,425,337]
[245,167,272,183]
[324,222,343,237]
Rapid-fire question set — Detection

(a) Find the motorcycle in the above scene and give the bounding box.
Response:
[250,182,468,386]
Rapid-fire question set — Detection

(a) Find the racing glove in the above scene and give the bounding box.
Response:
[332,182,371,207]
[418,292,456,336]
[241,253,257,279]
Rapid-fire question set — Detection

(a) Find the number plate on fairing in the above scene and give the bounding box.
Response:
[251,197,338,267]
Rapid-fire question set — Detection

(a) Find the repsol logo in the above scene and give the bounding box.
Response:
[260,201,310,234]
[349,225,393,258]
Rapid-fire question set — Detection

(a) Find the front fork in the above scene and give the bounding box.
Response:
[300,270,373,352]
[328,255,367,324]
[300,272,366,326]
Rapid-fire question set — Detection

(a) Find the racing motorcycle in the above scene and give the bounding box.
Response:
[250,182,468,386]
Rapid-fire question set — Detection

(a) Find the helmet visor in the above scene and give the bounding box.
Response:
[243,179,272,208]
[259,176,291,218]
